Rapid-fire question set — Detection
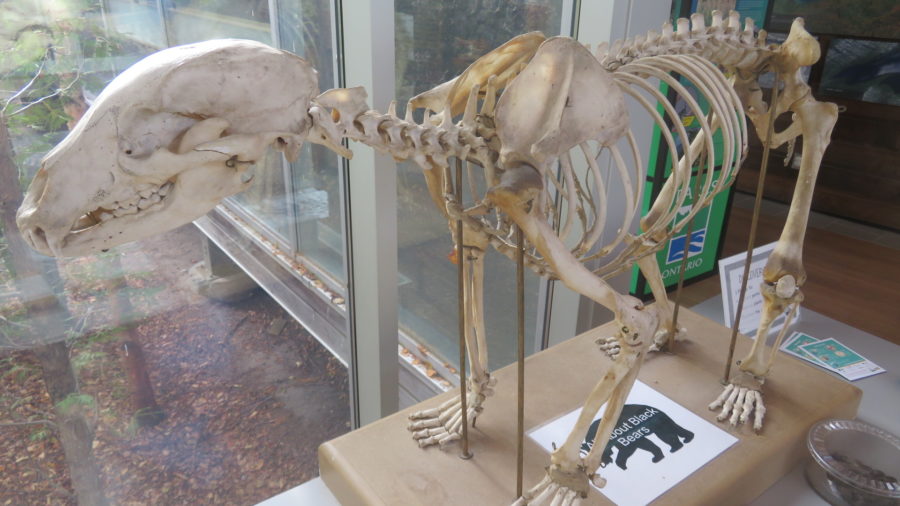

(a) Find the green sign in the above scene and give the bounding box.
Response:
[629,81,734,298]
[630,173,732,298]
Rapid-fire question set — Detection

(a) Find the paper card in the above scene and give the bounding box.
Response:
[800,338,885,381]
[529,381,737,505]
[780,331,834,370]
[718,242,800,336]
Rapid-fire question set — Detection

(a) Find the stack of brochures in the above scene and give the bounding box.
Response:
[780,332,885,381]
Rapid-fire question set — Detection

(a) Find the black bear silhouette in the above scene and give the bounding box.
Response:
[580,404,694,470]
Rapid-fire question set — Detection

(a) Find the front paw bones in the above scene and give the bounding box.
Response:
[708,383,766,431]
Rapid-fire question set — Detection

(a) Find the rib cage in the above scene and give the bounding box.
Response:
[465,59,748,280]
[446,12,764,280]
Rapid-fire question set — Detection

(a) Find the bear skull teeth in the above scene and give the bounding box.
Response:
[72,180,174,233]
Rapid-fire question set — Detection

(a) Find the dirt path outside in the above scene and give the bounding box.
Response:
[0,224,349,505]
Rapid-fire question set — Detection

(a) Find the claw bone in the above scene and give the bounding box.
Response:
[730,388,747,425]
[716,384,740,421]
[709,383,735,410]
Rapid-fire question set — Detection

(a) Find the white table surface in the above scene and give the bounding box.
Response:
[260,296,899,505]
[692,296,899,505]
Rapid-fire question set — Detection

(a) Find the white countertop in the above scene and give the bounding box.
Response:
[691,296,899,505]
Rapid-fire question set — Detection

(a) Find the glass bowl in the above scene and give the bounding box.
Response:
[805,419,900,506]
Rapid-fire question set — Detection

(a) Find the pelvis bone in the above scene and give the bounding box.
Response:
[16,39,344,257]
[496,37,628,171]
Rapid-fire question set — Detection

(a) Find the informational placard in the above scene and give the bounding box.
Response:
[718,242,800,336]
[529,381,737,505]
[781,331,885,381]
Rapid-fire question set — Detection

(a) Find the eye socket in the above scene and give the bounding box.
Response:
[125,149,133,155]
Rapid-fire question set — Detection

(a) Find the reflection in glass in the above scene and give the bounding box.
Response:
[280,0,347,284]
[106,0,168,50]
[394,1,565,370]
[0,1,348,502]
[230,150,294,242]
[162,0,273,45]
[819,39,900,106]
[769,0,900,40]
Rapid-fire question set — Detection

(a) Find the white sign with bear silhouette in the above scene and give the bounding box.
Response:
[529,381,737,504]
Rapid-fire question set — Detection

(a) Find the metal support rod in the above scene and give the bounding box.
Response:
[670,151,707,351]
[516,224,525,497]
[456,159,472,459]
[724,73,781,383]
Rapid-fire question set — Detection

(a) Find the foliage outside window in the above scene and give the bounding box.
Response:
[1,1,348,504]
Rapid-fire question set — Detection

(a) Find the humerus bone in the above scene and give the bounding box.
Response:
[16,10,834,503]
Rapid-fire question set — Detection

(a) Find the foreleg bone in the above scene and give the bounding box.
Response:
[408,243,496,448]
[713,90,837,432]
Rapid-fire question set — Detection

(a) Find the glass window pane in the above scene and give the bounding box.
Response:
[394,1,565,370]
[106,0,168,49]
[289,146,346,283]
[160,0,291,244]
[163,0,273,45]
[229,150,295,242]
[279,0,347,284]
[1,1,348,503]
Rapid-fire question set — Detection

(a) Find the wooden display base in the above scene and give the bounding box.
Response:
[319,308,861,505]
